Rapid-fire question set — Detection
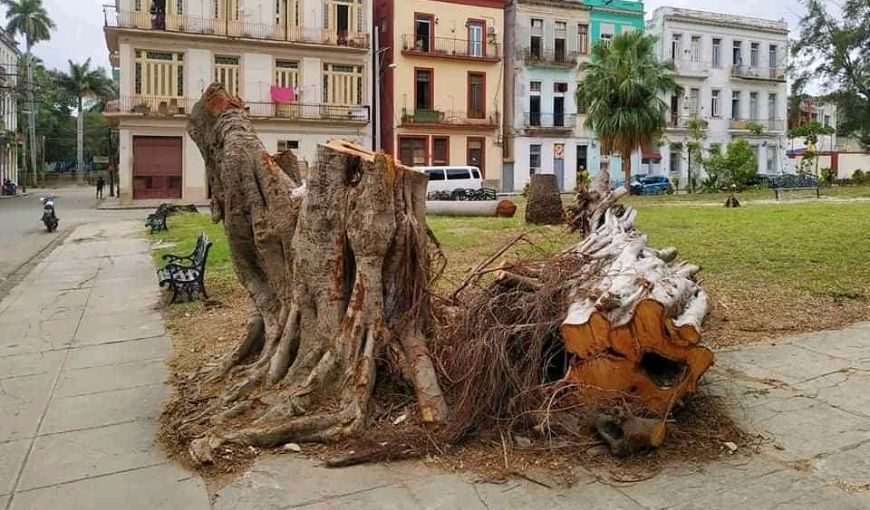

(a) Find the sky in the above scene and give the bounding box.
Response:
[1,0,809,75]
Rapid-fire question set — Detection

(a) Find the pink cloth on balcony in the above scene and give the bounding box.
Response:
[271,85,295,103]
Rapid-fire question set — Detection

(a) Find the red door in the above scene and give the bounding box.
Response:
[133,136,183,199]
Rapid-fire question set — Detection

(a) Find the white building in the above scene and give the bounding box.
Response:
[504,0,591,193]
[104,0,373,203]
[647,7,789,186]
[0,30,19,186]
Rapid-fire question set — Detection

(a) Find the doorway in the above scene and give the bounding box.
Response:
[132,136,183,199]
[336,4,349,45]
[577,144,588,184]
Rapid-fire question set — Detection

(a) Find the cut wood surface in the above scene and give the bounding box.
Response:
[426,199,517,217]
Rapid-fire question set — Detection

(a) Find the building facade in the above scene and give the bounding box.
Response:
[0,30,19,186]
[647,7,789,186]
[503,0,591,193]
[104,0,373,203]
[790,96,837,152]
[374,0,505,187]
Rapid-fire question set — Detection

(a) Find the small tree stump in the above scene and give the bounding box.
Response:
[496,200,518,218]
[525,174,564,225]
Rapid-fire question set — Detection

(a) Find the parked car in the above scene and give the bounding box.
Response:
[612,174,645,194]
[638,175,674,195]
[420,166,483,199]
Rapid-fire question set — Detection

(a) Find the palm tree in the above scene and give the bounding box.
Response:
[577,31,681,190]
[3,0,54,186]
[57,59,114,183]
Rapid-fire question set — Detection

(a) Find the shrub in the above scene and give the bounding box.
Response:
[821,167,835,186]
[703,138,758,191]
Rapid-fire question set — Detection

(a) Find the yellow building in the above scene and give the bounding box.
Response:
[375,0,506,185]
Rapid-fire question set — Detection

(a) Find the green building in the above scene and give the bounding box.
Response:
[585,0,645,44]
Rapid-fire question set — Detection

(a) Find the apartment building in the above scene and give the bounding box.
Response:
[503,0,591,192]
[374,0,505,186]
[103,0,373,203]
[790,96,837,152]
[0,30,18,186]
[647,7,788,183]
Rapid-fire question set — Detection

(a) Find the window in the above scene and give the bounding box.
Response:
[415,68,433,110]
[750,43,759,67]
[466,137,485,175]
[554,82,567,127]
[324,0,363,40]
[426,169,445,181]
[599,24,614,46]
[529,144,541,175]
[712,38,721,68]
[749,92,759,119]
[323,63,364,105]
[731,90,741,120]
[578,24,589,54]
[215,55,241,97]
[767,93,777,121]
[529,81,541,126]
[768,45,778,69]
[529,81,541,93]
[134,50,184,98]
[766,148,775,173]
[467,72,485,119]
[399,137,427,166]
[824,114,831,127]
[530,19,543,58]
[446,168,471,180]
[732,40,742,66]
[278,140,299,152]
[275,60,299,91]
[433,137,449,166]
[671,33,682,60]
[554,21,567,62]
[276,0,300,29]
[689,88,700,114]
[711,89,721,117]
[690,36,701,62]
[669,144,681,175]
[468,20,485,57]
[414,13,433,52]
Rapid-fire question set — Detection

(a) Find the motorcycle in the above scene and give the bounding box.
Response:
[1,179,15,196]
[40,196,59,233]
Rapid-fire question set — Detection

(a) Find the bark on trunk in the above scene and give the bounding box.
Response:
[524,174,564,225]
[622,150,632,191]
[184,84,446,463]
[562,171,714,415]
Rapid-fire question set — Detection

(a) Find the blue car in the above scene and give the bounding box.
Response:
[638,175,674,195]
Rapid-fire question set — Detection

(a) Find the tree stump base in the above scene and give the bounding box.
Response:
[525,174,564,225]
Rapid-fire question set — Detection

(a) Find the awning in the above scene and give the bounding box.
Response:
[642,151,662,161]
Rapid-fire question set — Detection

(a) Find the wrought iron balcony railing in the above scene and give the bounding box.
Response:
[400,35,500,61]
[730,65,787,82]
[729,118,785,132]
[521,47,579,67]
[523,112,577,129]
[400,108,498,127]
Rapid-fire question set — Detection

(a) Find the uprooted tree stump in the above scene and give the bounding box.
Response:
[525,174,564,225]
[183,83,446,463]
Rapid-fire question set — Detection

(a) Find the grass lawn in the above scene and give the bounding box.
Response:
[152,198,870,347]
[623,183,870,206]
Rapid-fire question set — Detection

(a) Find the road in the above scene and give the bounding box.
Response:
[0,187,142,296]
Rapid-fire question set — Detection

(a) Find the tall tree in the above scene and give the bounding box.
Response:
[56,59,113,182]
[791,0,870,148]
[577,31,680,190]
[2,0,54,186]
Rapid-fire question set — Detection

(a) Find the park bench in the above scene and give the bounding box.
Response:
[145,203,171,233]
[157,232,212,303]
[769,174,821,200]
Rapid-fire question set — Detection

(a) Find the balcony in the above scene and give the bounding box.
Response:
[666,115,694,130]
[103,5,369,51]
[400,35,500,62]
[730,65,787,82]
[669,58,709,78]
[400,108,498,130]
[523,112,577,133]
[728,118,785,133]
[521,48,579,68]
[106,96,370,123]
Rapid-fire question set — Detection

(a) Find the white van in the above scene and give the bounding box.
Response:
[419,166,483,195]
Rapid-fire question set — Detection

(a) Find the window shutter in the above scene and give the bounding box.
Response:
[323,1,329,29]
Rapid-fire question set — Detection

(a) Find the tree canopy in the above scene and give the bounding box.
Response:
[576,31,681,188]
[2,0,54,50]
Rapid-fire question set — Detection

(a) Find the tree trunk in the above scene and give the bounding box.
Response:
[524,173,564,225]
[563,170,714,415]
[184,84,447,463]
[622,149,632,191]
[76,97,85,184]
[26,46,37,188]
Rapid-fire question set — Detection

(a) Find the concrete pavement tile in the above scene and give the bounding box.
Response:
[54,358,166,398]
[794,323,870,369]
[73,309,165,345]
[214,455,400,510]
[390,468,488,510]
[40,383,168,434]
[813,440,870,487]
[17,420,166,491]
[0,374,55,442]
[619,457,782,509]
[9,463,209,510]
[0,351,64,380]
[103,239,150,258]
[64,336,169,370]
[279,485,422,510]
[0,439,29,495]
[0,319,77,347]
[794,370,870,418]
[1,288,89,322]
[716,342,852,385]
[0,494,8,508]
[475,479,643,509]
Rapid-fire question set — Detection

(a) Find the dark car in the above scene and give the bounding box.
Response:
[639,175,674,195]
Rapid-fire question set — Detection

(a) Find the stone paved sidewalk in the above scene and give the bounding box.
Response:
[213,323,870,510]
[0,221,209,510]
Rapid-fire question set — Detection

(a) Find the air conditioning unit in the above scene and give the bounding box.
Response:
[488,26,497,35]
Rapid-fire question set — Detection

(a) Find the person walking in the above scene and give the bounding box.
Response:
[96,176,105,200]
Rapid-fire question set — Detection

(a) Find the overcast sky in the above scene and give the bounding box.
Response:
[2,0,808,75]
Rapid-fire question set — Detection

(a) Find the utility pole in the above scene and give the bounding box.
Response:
[27,56,36,188]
